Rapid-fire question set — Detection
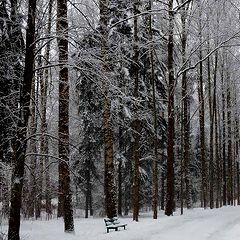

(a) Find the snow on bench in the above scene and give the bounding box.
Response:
[104,217,127,233]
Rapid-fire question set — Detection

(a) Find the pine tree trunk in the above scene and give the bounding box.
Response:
[198,2,207,209]
[36,55,44,219]
[213,51,219,208]
[237,162,240,205]
[99,0,117,219]
[132,0,140,222]
[8,0,37,239]
[160,111,165,211]
[118,158,123,216]
[148,0,158,220]
[208,54,214,210]
[181,1,191,210]
[44,0,54,219]
[227,74,233,206]
[85,158,91,219]
[165,0,175,217]
[221,58,227,206]
[57,0,74,232]
[27,74,37,219]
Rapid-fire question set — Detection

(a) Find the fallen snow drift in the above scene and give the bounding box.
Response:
[2,206,240,240]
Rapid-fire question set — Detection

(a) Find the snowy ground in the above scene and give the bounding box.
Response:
[1,206,240,240]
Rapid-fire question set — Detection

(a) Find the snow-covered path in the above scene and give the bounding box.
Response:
[1,206,240,240]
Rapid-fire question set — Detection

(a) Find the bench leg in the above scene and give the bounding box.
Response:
[115,228,118,231]
[107,229,109,233]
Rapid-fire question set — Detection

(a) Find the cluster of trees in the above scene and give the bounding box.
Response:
[1,0,240,239]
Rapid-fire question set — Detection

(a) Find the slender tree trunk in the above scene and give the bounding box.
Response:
[215,100,220,208]
[213,50,219,208]
[99,0,117,219]
[118,158,123,216]
[44,0,54,219]
[57,0,74,232]
[148,0,158,220]
[165,0,175,216]
[132,0,140,222]
[161,111,165,211]
[36,55,44,219]
[181,1,191,210]
[8,0,37,239]
[208,54,214,210]
[221,58,227,206]
[198,2,207,209]
[27,74,37,218]
[237,162,240,205]
[227,73,233,206]
[85,163,90,219]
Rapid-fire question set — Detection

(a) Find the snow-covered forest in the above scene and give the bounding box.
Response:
[1,0,240,239]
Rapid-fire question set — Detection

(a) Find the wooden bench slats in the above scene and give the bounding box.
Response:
[104,218,127,233]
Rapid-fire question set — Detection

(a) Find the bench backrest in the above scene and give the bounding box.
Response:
[104,217,120,226]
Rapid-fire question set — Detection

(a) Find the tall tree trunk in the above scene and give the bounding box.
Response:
[118,157,123,216]
[148,0,158,220]
[213,50,219,208]
[226,73,233,206]
[160,112,165,211]
[44,0,54,219]
[27,73,37,218]
[181,1,191,210]
[132,0,140,222]
[165,0,175,216]
[198,1,207,209]
[36,55,44,219]
[221,58,227,206]
[208,48,214,210]
[57,0,74,232]
[99,0,117,219]
[8,0,37,239]
[237,162,240,205]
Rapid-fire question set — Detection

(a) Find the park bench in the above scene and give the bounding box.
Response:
[104,217,127,233]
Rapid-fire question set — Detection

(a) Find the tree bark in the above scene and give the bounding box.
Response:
[198,1,207,209]
[181,0,191,210]
[8,0,37,239]
[132,0,141,222]
[99,0,117,219]
[148,0,158,220]
[226,73,233,206]
[43,0,54,219]
[57,0,74,232]
[165,0,175,216]
[221,57,227,206]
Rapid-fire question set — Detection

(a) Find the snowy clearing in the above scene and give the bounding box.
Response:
[2,206,240,240]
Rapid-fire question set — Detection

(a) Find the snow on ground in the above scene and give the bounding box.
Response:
[1,206,240,240]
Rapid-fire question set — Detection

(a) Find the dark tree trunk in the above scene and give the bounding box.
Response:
[57,0,74,232]
[208,52,214,210]
[237,162,240,205]
[36,55,44,219]
[132,0,140,222]
[226,74,233,206]
[165,0,175,217]
[99,0,117,219]
[44,0,54,219]
[85,158,91,219]
[27,72,37,219]
[118,158,123,216]
[221,58,227,206]
[8,0,37,239]
[148,0,158,220]
[181,1,191,210]
[198,2,207,209]
[213,51,219,208]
